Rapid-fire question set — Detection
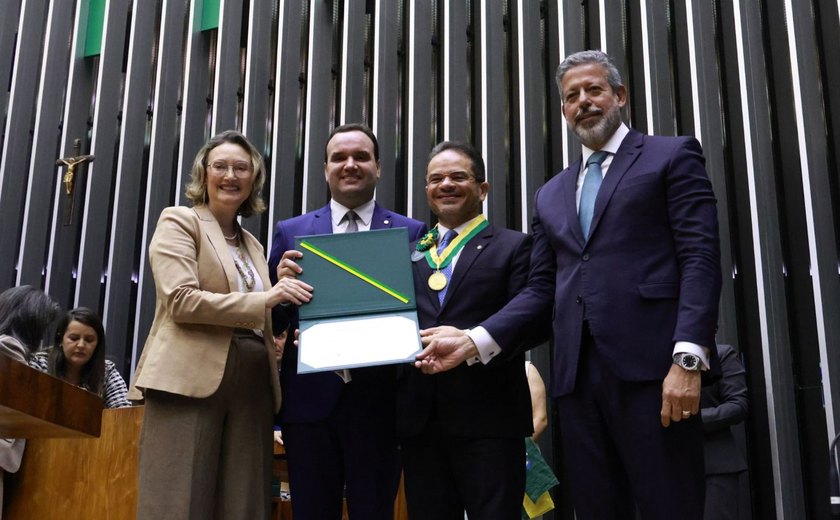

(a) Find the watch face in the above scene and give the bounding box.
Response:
[681,354,699,370]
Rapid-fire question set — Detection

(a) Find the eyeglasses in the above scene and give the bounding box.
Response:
[426,171,475,186]
[208,161,252,177]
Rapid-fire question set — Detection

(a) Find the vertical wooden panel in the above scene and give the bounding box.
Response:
[301,0,335,212]
[639,0,676,135]
[510,0,545,232]
[441,0,468,141]
[785,0,840,445]
[405,0,434,221]
[475,0,507,225]
[134,0,194,372]
[267,0,306,239]
[75,0,132,313]
[0,0,50,289]
[176,0,214,206]
[241,0,277,240]
[0,0,23,129]
[371,0,402,210]
[43,0,97,309]
[104,0,159,377]
[212,0,244,134]
[722,0,806,516]
[339,0,367,124]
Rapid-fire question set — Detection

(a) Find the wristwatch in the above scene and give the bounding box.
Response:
[673,352,702,371]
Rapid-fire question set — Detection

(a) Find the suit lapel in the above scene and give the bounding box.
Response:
[438,224,492,312]
[560,160,585,246]
[415,255,441,312]
[194,206,240,292]
[588,130,643,239]
[371,203,393,230]
[311,205,333,235]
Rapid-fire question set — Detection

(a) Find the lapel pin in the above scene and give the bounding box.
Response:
[476,245,483,250]
[383,219,390,225]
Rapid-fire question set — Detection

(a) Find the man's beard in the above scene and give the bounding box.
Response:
[572,106,621,149]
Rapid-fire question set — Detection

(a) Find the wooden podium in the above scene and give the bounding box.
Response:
[4,406,142,520]
[5,406,408,520]
[0,354,103,438]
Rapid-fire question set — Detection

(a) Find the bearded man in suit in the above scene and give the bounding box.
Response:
[416,50,722,520]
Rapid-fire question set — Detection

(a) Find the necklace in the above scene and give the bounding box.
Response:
[223,230,239,241]
[232,246,256,291]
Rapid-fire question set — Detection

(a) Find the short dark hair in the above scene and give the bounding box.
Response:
[555,50,624,101]
[48,307,107,396]
[428,141,486,182]
[185,130,267,217]
[324,123,380,162]
[0,285,60,351]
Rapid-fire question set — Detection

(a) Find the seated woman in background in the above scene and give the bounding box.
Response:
[0,285,60,519]
[0,285,60,363]
[32,308,131,409]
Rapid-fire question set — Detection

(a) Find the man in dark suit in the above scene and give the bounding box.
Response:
[267,123,426,519]
[701,344,749,520]
[397,141,542,520]
[416,50,722,519]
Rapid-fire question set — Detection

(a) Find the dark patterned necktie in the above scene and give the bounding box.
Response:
[437,230,458,304]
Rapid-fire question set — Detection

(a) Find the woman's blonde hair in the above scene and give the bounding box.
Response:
[184,130,267,217]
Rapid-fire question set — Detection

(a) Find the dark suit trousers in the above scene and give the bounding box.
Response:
[555,326,705,520]
[281,375,400,520]
[704,473,740,520]
[402,426,524,520]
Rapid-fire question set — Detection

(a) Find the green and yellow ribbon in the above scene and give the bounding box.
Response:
[425,214,488,269]
[299,241,410,304]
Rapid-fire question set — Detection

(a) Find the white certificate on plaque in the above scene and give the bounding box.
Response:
[298,313,421,372]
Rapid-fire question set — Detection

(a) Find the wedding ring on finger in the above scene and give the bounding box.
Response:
[681,410,691,418]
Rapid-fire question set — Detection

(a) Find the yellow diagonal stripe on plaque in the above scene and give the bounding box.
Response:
[299,241,410,304]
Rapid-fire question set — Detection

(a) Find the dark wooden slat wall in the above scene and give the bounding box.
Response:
[1,0,52,289]
[2,1,839,517]
[133,0,191,372]
[103,0,158,381]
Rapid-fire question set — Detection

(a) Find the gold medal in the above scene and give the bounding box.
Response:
[428,271,448,291]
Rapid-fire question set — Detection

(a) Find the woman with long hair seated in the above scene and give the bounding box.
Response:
[0,285,60,518]
[31,307,131,409]
[0,285,59,363]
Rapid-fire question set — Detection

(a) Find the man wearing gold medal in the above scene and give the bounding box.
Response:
[396,141,545,520]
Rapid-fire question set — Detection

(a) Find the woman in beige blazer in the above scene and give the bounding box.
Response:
[131,130,312,520]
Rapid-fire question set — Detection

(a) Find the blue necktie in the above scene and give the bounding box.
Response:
[579,151,608,239]
[437,230,458,304]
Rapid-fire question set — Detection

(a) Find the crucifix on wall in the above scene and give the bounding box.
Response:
[56,139,95,226]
